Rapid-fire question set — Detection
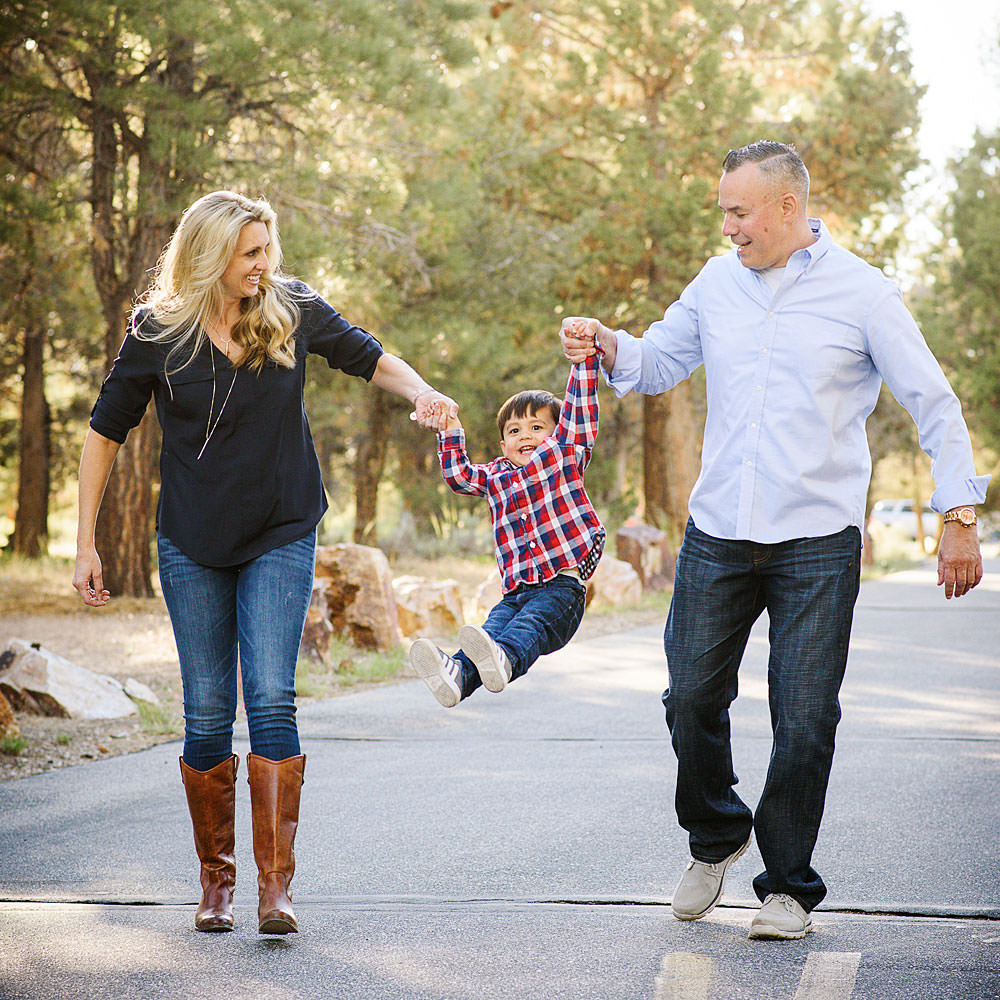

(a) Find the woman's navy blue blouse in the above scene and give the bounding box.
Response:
[90,283,383,567]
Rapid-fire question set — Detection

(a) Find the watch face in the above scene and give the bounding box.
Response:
[959,508,976,525]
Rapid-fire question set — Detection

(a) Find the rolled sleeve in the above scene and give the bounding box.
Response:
[298,285,384,380]
[89,332,159,443]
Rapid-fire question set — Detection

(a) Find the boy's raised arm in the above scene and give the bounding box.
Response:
[555,321,601,453]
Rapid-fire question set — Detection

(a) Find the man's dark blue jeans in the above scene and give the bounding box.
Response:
[456,573,587,699]
[663,519,861,912]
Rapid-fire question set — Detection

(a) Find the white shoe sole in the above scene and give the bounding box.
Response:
[747,917,813,940]
[458,625,510,692]
[408,639,460,708]
[671,833,752,921]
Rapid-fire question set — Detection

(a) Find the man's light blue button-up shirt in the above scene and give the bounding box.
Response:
[607,218,989,543]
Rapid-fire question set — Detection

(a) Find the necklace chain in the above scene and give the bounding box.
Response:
[196,343,237,461]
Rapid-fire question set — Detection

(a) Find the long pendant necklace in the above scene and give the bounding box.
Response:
[197,343,238,461]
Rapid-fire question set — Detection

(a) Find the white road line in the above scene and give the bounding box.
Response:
[654,952,713,1000]
[793,952,862,1000]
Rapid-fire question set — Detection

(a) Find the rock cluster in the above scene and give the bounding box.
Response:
[0,639,147,720]
[303,543,403,661]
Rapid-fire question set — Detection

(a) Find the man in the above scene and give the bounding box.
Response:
[561,140,988,940]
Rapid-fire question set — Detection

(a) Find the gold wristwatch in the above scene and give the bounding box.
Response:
[943,506,977,527]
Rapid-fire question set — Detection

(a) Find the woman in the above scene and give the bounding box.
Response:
[73,190,455,935]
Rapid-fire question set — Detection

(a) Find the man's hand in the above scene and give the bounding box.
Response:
[937,522,983,599]
[560,316,616,372]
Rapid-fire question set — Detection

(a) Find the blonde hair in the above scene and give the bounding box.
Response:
[133,190,305,376]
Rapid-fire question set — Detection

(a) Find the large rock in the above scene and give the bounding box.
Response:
[587,555,642,608]
[301,600,336,664]
[392,576,465,638]
[0,690,18,741]
[473,570,503,621]
[616,522,675,588]
[0,639,138,720]
[123,678,160,705]
[312,544,401,651]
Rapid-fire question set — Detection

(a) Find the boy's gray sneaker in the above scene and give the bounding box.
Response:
[458,624,512,693]
[408,639,462,708]
[671,833,752,920]
[748,893,813,940]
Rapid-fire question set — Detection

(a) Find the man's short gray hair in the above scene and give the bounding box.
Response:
[722,140,810,203]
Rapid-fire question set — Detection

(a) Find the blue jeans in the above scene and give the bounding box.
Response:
[456,573,587,699]
[157,531,316,771]
[663,520,861,912]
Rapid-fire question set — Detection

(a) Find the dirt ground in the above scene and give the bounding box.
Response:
[1,601,183,781]
[0,580,667,783]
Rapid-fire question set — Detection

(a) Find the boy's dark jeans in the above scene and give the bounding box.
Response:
[663,519,861,913]
[456,573,587,698]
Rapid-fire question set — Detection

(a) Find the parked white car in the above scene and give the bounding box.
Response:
[867,498,936,541]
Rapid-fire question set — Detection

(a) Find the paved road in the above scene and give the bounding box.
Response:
[1,560,998,1000]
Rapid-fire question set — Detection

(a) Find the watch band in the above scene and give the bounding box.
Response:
[943,507,977,527]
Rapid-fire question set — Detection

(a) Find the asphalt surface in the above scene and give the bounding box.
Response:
[1,559,998,1000]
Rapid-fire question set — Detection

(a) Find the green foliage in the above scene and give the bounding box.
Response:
[0,735,28,756]
[0,0,934,555]
[919,130,1000,469]
[135,699,179,736]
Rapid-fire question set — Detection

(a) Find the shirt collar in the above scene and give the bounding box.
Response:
[797,217,831,262]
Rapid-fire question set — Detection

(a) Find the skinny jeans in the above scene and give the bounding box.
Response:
[157,531,316,770]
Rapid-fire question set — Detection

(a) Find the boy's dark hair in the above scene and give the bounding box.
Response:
[496,389,560,438]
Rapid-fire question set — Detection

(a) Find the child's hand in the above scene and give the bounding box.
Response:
[560,316,599,362]
[430,399,462,432]
[410,390,461,432]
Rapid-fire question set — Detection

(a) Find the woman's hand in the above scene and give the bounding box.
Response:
[370,354,459,431]
[73,549,111,606]
[410,388,459,432]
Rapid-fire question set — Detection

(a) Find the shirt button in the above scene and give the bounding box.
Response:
[751,422,757,429]
[755,385,762,391]
[745,460,752,466]
[761,347,768,354]
[768,311,775,317]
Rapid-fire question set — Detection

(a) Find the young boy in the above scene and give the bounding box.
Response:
[409,332,605,707]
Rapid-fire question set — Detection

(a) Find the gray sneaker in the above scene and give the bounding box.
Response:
[408,639,462,708]
[748,893,813,940]
[458,624,512,693]
[671,834,752,920]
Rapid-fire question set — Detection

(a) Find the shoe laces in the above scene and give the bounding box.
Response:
[688,858,724,875]
[766,893,798,913]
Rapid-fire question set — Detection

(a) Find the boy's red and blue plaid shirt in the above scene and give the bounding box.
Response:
[436,353,606,594]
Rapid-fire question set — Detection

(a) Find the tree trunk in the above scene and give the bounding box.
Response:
[353,390,391,546]
[642,383,700,543]
[10,323,50,557]
[94,414,156,596]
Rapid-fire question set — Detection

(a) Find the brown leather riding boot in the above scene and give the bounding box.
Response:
[179,754,238,932]
[247,752,306,935]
